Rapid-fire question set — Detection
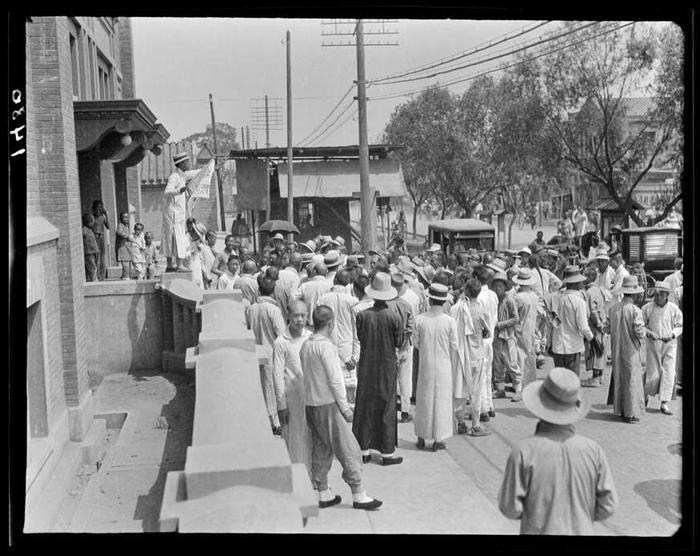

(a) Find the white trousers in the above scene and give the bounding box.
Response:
[397,346,413,413]
[480,338,494,412]
[645,339,677,402]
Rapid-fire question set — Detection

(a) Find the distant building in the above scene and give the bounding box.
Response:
[25,16,170,520]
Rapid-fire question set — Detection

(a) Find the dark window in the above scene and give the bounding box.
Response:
[297,202,315,229]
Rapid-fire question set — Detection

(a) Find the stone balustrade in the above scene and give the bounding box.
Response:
[158,285,317,532]
[157,273,202,373]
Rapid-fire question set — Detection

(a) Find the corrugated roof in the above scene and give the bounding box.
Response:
[588,198,644,210]
[276,158,407,199]
[428,219,495,232]
[139,141,214,185]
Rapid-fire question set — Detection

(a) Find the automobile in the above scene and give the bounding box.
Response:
[619,227,683,282]
[427,218,495,255]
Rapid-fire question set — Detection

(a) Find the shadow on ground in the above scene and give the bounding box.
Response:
[131,370,195,532]
[633,479,681,525]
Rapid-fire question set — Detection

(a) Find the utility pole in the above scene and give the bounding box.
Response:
[265,94,270,148]
[246,127,251,151]
[321,19,398,256]
[240,126,245,149]
[286,30,294,237]
[209,93,227,231]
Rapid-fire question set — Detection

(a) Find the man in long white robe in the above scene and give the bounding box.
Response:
[162,152,201,271]
[642,281,683,415]
[273,300,313,472]
[450,285,473,435]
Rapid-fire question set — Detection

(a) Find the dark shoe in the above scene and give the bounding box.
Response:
[319,495,342,509]
[511,392,523,403]
[536,357,545,369]
[176,266,189,272]
[457,422,469,435]
[381,456,403,466]
[353,498,383,511]
[488,409,496,418]
[479,413,490,423]
[362,454,372,464]
[165,266,178,273]
[623,416,640,424]
[431,441,446,452]
[272,426,282,436]
[401,411,413,423]
[470,427,492,437]
[416,438,426,450]
[492,390,507,399]
[644,396,649,408]
[410,396,416,405]
[660,403,673,415]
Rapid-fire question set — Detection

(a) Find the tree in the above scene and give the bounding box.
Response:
[180,122,241,157]
[534,22,683,226]
[382,86,457,236]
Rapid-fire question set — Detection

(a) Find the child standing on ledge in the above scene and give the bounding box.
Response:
[116,211,133,280]
[143,231,158,279]
[131,222,146,280]
[82,213,99,282]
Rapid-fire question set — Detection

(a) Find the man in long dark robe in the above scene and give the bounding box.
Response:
[353,272,403,466]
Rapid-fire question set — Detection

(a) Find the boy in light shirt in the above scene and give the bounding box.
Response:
[216,255,240,290]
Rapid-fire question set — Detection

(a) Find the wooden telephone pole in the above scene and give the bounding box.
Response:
[208,93,227,231]
[286,30,295,238]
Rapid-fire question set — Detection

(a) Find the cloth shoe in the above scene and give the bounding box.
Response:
[479,413,490,423]
[457,422,469,435]
[582,377,601,388]
[353,498,383,511]
[319,495,342,509]
[488,409,496,418]
[400,411,413,423]
[511,392,523,403]
[381,456,403,466]
[416,438,426,450]
[362,454,372,464]
[431,441,446,452]
[470,427,492,437]
[623,416,640,424]
[660,403,673,415]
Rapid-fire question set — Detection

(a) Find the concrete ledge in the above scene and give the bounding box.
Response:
[80,418,107,465]
[200,298,247,330]
[202,289,243,304]
[159,471,187,532]
[27,217,60,247]
[84,280,159,296]
[68,390,95,442]
[159,275,199,301]
[197,331,256,354]
[185,346,198,370]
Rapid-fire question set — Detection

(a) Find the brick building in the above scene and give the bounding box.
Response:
[25,16,170,517]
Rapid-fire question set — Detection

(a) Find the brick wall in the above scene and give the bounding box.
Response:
[26,34,40,219]
[117,17,135,98]
[27,16,90,406]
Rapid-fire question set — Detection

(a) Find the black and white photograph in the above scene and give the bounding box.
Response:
[11,9,694,540]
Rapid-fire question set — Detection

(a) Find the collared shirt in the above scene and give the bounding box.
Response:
[531,267,562,301]
[551,289,594,354]
[611,265,630,304]
[237,273,259,306]
[495,295,519,341]
[477,284,499,337]
[584,283,606,331]
[272,326,312,411]
[275,266,302,321]
[164,168,199,222]
[387,295,415,352]
[300,334,351,416]
[499,421,618,535]
[214,248,237,274]
[317,285,359,362]
[216,271,239,290]
[245,296,286,349]
[300,276,332,325]
[641,301,683,341]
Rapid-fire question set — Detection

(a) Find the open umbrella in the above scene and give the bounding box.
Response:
[258,219,300,234]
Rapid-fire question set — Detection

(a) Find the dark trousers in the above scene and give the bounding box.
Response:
[553,352,581,377]
[95,233,106,280]
[411,347,419,400]
[85,253,97,282]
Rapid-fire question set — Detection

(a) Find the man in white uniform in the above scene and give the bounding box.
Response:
[162,151,200,271]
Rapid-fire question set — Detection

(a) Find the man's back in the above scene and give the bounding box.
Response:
[499,421,617,535]
[301,278,332,325]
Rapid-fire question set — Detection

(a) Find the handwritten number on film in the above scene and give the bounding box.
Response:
[11,89,25,157]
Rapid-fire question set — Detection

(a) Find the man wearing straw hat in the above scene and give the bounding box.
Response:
[581,267,607,388]
[513,268,540,389]
[353,273,404,465]
[499,367,618,534]
[162,151,201,271]
[550,266,594,377]
[606,275,646,423]
[491,271,523,402]
[474,263,499,420]
[641,280,683,416]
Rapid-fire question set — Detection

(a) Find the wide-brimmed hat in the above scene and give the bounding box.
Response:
[368,249,381,257]
[365,272,398,301]
[518,246,532,256]
[523,367,590,425]
[397,257,414,276]
[486,258,508,274]
[272,233,284,241]
[562,265,587,284]
[417,265,435,284]
[427,243,442,252]
[621,275,644,295]
[172,151,190,165]
[288,240,298,248]
[653,280,672,293]
[411,256,426,272]
[544,248,560,258]
[300,240,317,253]
[491,271,509,285]
[593,249,610,261]
[307,253,325,272]
[330,235,345,247]
[191,221,207,241]
[324,250,341,268]
[427,283,449,301]
[513,267,535,286]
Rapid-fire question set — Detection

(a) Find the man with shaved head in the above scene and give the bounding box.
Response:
[301,262,332,327]
[273,300,312,469]
[275,251,303,322]
[238,259,260,306]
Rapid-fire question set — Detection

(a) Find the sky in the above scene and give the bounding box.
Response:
[130,18,534,148]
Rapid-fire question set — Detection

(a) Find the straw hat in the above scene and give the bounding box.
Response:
[272,233,284,241]
[620,275,643,295]
[491,271,509,285]
[410,256,426,272]
[593,249,610,261]
[427,243,442,252]
[522,367,590,425]
[426,283,449,301]
[518,246,532,256]
[365,272,398,301]
[486,258,508,274]
[562,265,587,284]
[653,280,672,293]
[172,151,189,165]
[512,267,535,286]
[417,265,435,284]
[307,253,325,272]
[330,235,345,247]
[324,250,341,269]
[300,239,317,253]
[397,258,414,276]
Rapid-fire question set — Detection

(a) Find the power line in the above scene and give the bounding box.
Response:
[369,20,552,84]
[160,96,324,104]
[370,21,634,102]
[295,84,355,146]
[372,21,601,86]
[301,99,356,147]
[308,106,358,146]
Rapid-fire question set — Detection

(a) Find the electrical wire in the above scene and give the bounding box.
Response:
[301,99,356,147]
[295,84,355,146]
[370,21,634,102]
[308,106,358,146]
[372,21,601,86]
[369,20,552,84]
